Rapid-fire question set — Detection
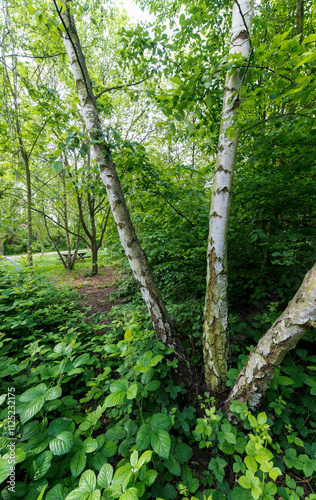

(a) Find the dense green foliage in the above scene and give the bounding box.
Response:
[0,269,316,499]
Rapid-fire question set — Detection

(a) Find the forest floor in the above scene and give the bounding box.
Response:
[54,266,125,325]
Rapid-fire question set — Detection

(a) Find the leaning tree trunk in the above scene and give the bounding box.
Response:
[224,263,316,412]
[203,0,253,392]
[56,1,194,386]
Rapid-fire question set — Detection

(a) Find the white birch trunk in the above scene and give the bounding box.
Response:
[58,3,194,386]
[224,263,316,411]
[203,0,253,392]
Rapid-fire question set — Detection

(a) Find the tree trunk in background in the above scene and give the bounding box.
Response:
[203,0,253,392]
[296,0,304,42]
[88,194,98,275]
[22,150,33,267]
[39,234,44,256]
[224,263,316,411]
[61,171,77,270]
[58,2,194,387]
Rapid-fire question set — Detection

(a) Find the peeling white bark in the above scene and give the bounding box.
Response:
[58,3,194,386]
[225,263,316,411]
[203,0,253,392]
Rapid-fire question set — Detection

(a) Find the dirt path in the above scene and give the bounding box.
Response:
[56,266,124,325]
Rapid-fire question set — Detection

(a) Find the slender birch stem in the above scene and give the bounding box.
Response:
[203,0,253,392]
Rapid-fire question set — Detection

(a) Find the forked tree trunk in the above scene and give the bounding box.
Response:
[57,2,194,386]
[225,263,316,411]
[203,0,253,392]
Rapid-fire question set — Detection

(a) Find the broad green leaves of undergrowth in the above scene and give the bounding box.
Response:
[1,269,316,500]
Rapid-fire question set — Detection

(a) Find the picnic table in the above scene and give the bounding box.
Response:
[58,251,89,261]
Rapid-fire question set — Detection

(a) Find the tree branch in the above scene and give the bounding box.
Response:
[32,207,88,244]
[95,77,150,99]
[27,115,52,160]
[241,112,314,134]
[97,206,111,251]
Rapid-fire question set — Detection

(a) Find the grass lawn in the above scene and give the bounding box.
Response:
[0,248,111,279]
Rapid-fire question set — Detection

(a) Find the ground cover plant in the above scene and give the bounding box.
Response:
[0,264,316,500]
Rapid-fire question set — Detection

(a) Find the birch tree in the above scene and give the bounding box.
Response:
[54,0,194,386]
[224,262,316,411]
[203,0,253,392]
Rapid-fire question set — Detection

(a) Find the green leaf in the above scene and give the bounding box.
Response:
[256,412,267,425]
[277,487,291,500]
[143,469,158,486]
[52,160,63,173]
[120,488,139,500]
[110,379,128,393]
[276,376,294,386]
[163,483,177,499]
[0,457,11,483]
[83,438,98,453]
[79,469,96,492]
[21,395,45,423]
[30,450,53,480]
[36,484,48,500]
[245,456,257,473]
[225,432,236,444]
[70,449,86,478]
[265,482,277,496]
[126,383,137,400]
[205,95,212,107]
[25,434,50,454]
[151,413,170,430]
[124,330,133,341]
[136,450,152,469]
[46,483,68,500]
[130,450,138,468]
[238,475,252,489]
[151,429,171,458]
[111,464,133,489]
[255,448,273,464]
[103,391,126,408]
[136,424,151,451]
[145,380,161,391]
[165,455,181,476]
[65,488,100,500]
[148,355,163,367]
[45,386,62,401]
[102,441,117,457]
[98,463,113,488]
[49,431,74,456]
[174,443,193,463]
[48,417,73,436]
[20,383,47,402]
[251,485,262,500]
[170,76,182,85]
[247,414,257,427]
